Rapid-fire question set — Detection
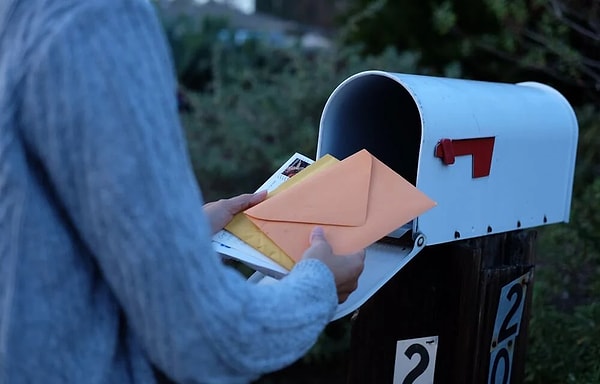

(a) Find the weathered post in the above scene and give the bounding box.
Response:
[347,231,536,383]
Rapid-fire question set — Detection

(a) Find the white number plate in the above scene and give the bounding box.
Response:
[394,336,438,384]
[488,271,531,384]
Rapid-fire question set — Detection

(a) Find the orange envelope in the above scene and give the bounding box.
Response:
[224,154,339,270]
[244,149,437,261]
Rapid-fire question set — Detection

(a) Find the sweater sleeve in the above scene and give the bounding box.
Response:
[20,1,337,383]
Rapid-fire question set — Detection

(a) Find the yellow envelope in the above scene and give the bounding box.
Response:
[225,154,339,270]
[244,149,437,262]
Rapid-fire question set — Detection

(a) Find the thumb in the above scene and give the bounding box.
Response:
[250,190,268,205]
[310,227,327,245]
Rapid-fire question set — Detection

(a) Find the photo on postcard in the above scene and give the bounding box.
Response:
[281,158,309,178]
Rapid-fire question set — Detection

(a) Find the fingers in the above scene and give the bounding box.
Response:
[303,227,365,304]
[337,251,365,304]
[249,190,268,205]
[202,191,267,234]
[309,226,326,245]
[355,249,366,263]
[225,190,268,215]
[308,227,334,259]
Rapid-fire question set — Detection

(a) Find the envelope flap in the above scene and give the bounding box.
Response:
[245,150,373,227]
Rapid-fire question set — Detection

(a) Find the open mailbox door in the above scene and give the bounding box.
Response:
[315,71,578,320]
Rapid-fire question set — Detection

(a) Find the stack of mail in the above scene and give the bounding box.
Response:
[225,149,436,269]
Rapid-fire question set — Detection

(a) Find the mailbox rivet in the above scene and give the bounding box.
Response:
[454,231,461,239]
[517,220,522,228]
[543,215,548,223]
[417,236,425,247]
[487,226,493,233]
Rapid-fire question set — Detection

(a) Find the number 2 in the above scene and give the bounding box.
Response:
[394,336,438,384]
[403,344,430,384]
[498,283,523,343]
[488,272,530,384]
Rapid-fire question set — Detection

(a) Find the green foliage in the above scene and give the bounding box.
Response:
[432,1,457,34]
[180,42,419,201]
[573,104,600,191]
[525,107,600,382]
[161,13,230,91]
[340,0,499,78]
[340,0,599,103]
[534,177,600,311]
[525,302,600,383]
[255,319,353,384]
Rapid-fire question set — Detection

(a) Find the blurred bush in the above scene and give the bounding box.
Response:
[525,108,600,383]
[339,0,600,105]
[176,39,420,201]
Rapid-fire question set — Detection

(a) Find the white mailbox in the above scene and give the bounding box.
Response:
[317,70,578,245]
[246,71,579,321]
[316,71,578,320]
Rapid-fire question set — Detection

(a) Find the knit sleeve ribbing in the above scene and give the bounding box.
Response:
[20,1,337,382]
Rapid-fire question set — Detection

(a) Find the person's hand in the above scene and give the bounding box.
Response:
[301,227,365,304]
[203,191,268,234]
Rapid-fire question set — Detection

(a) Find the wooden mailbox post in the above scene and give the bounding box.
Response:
[347,231,536,383]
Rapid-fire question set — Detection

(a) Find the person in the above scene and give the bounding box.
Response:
[0,0,365,383]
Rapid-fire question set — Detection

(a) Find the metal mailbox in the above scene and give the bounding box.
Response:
[251,71,579,322]
[317,70,579,245]
[316,71,578,320]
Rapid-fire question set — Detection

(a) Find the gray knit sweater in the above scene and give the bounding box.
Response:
[0,1,338,383]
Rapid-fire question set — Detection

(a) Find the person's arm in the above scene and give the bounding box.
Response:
[20,1,339,382]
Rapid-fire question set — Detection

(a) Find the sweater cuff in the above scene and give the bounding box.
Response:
[287,258,338,315]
